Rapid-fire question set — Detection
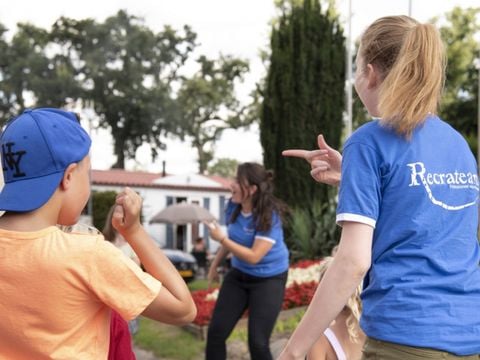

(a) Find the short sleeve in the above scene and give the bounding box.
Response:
[86,240,162,321]
[336,142,382,228]
[255,212,282,244]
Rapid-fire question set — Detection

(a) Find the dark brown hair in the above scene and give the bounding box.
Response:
[229,162,287,232]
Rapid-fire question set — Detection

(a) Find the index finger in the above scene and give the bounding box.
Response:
[202,220,215,229]
[282,149,310,159]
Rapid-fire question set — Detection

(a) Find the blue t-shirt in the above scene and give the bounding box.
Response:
[225,200,289,277]
[337,116,480,355]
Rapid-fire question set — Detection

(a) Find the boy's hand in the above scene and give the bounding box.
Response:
[112,187,143,236]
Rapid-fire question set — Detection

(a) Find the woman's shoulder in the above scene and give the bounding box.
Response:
[345,120,387,149]
[427,115,470,143]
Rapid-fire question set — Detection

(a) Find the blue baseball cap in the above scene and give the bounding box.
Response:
[0,108,92,212]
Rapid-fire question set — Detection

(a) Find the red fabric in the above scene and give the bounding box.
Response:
[108,310,136,360]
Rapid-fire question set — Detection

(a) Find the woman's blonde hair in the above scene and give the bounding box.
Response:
[318,257,363,343]
[358,15,446,137]
[102,204,117,243]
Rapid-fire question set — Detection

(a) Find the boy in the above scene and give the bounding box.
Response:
[0,108,196,359]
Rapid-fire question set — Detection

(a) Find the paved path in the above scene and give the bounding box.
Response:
[133,337,288,360]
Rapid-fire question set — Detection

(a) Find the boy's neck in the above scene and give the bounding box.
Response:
[0,196,62,232]
[0,189,67,232]
[0,212,57,232]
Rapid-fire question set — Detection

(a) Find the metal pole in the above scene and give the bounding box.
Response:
[346,0,353,138]
[408,0,412,17]
[476,59,480,166]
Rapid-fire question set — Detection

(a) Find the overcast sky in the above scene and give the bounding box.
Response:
[1,0,479,174]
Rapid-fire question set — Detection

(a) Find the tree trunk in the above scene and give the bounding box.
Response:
[112,139,126,169]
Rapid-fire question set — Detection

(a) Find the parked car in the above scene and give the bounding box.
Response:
[162,248,198,282]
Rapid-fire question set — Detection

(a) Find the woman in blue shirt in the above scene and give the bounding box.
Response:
[205,162,289,360]
[280,15,480,360]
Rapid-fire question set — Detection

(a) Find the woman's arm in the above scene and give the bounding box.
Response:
[205,221,274,264]
[206,245,230,287]
[209,245,229,269]
[278,222,373,360]
[220,236,273,264]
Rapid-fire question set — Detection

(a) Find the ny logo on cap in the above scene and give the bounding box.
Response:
[2,142,26,178]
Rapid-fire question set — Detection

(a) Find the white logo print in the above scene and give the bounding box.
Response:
[407,162,479,210]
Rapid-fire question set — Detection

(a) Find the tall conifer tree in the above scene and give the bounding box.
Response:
[260,0,345,211]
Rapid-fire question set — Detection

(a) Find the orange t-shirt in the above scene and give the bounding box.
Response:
[0,226,161,359]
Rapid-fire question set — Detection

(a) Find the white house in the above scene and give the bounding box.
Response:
[91,169,231,253]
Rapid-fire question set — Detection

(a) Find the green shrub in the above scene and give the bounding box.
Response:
[287,192,339,261]
[92,191,117,230]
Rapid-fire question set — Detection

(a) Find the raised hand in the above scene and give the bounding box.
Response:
[204,221,226,243]
[282,134,342,186]
[112,187,143,236]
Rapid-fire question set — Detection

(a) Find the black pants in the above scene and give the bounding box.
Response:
[205,268,288,360]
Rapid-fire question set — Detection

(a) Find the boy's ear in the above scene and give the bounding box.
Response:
[366,63,379,89]
[60,163,79,191]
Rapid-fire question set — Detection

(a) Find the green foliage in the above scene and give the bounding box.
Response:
[260,0,344,254]
[0,11,197,169]
[260,0,345,213]
[91,191,117,231]
[0,23,80,124]
[0,12,254,172]
[49,11,197,168]
[433,7,480,155]
[207,158,239,178]
[174,55,254,174]
[287,193,339,261]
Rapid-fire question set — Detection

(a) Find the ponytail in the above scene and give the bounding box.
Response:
[359,16,446,137]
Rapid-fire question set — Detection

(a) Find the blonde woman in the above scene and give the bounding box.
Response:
[103,204,141,267]
[281,15,480,360]
[307,257,364,360]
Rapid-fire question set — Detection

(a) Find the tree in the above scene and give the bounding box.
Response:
[260,0,345,211]
[434,7,480,155]
[0,23,16,123]
[92,191,118,230]
[207,158,239,178]
[174,55,253,174]
[0,22,80,125]
[50,11,197,168]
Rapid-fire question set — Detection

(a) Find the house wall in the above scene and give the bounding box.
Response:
[92,184,229,253]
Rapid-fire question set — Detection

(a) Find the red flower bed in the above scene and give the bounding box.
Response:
[191,289,218,326]
[191,263,320,326]
[290,259,321,269]
[281,281,318,310]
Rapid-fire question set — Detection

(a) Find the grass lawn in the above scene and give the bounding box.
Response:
[133,278,305,359]
[187,278,212,291]
[134,317,204,360]
[132,278,212,359]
